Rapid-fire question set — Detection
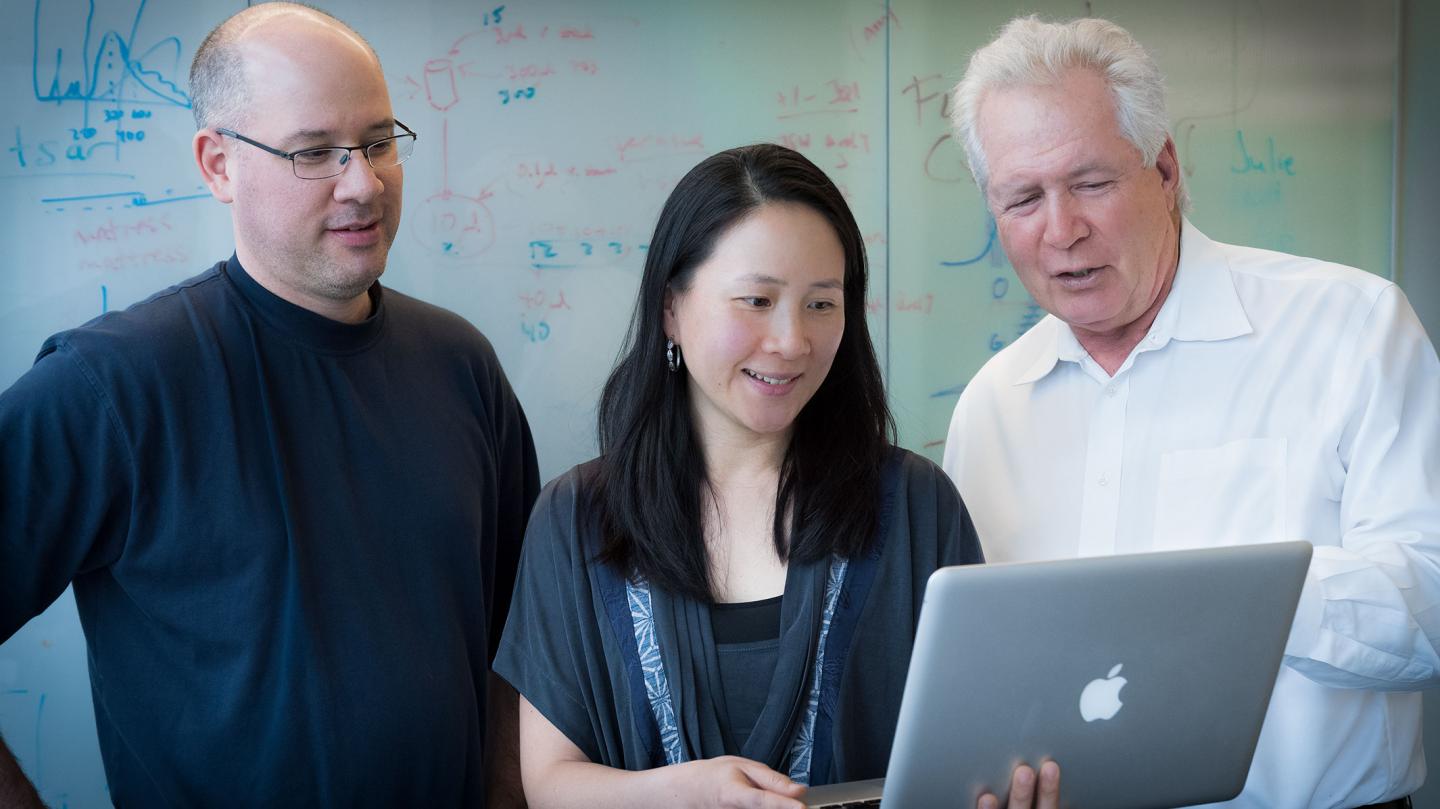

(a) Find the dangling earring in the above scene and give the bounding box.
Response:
[666,338,683,373]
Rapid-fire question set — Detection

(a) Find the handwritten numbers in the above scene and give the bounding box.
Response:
[520,317,551,343]
[498,86,537,105]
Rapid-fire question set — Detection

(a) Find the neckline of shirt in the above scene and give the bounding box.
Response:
[222,254,388,355]
[1018,219,1253,386]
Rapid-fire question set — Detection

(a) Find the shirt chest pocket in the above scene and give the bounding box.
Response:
[1152,437,1288,551]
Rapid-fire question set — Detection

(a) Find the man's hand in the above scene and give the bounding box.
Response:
[977,761,1060,809]
[0,735,46,809]
[486,673,527,808]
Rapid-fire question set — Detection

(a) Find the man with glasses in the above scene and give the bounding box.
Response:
[0,4,538,806]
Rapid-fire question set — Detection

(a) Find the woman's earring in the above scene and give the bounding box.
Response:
[666,339,683,373]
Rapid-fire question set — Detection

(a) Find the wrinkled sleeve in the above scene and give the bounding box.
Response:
[484,353,542,662]
[0,343,132,642]
[492,475,606,763]
[941,388,972,491]
[927,456,985,569]
[1283,285,1440,690]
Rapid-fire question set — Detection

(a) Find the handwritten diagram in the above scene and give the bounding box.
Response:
[24,0,190,168]
[12,0,211,225]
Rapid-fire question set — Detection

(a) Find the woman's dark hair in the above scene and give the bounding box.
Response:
[591,143,895,601]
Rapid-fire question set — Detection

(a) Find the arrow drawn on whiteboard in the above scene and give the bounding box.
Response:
[412,119,497,257]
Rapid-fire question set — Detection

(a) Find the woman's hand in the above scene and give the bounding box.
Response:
[522,694,808,809]
[977,761,1060,809]
[658,755,809,809]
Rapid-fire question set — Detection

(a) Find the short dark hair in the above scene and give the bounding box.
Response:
[189,14,249,129]
[593,143,895,601]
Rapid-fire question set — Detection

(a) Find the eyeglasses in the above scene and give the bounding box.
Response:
[216,120,417,180]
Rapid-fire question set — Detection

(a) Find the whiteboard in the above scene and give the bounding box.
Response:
[0,1,1396,804]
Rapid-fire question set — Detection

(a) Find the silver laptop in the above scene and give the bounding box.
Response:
[805,541,1312,809]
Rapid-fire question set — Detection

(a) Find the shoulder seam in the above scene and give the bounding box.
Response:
[50,343,139,503]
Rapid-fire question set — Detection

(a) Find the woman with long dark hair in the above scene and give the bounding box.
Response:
[494,144,1057,809]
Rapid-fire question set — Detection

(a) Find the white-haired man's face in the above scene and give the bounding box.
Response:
[976,68,1180,345]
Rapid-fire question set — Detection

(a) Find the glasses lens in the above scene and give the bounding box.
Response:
[366,134,415,170]
[292,148,348,179]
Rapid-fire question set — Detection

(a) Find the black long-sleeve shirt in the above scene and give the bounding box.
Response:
[0,256,540,806]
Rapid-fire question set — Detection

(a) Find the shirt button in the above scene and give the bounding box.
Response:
[1105,386,1118,397]
[1098,476,1109,487]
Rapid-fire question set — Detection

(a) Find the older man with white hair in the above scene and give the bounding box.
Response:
[942,16,1439,809]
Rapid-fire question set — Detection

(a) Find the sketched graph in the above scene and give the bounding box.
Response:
[19,0,210,210]
[32,0,190,109]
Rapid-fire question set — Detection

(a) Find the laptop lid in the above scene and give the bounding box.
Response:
[807,541,1311,809]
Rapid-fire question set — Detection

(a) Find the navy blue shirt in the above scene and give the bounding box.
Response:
[0,258,540,806]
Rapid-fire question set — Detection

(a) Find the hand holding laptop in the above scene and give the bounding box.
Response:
[978,761,1061,809]
[670,756,809,808]
[804,542,1308,809]
[642,756,1062,809]
[799,760,1064,809]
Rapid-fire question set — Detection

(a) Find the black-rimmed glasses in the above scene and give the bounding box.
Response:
[216,120,417,180]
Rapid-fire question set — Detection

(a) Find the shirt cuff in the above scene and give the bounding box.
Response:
[1283,565,1323,659]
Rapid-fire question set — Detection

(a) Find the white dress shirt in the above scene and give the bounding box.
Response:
[943,220,1440,808]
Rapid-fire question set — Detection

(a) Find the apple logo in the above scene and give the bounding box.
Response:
[1079,663,1127,722]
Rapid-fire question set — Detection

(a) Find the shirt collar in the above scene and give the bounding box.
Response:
[1012,318,1064,385]
[1010,218,1253,386]
[1164,218,1253,343]
[223,253,387,354]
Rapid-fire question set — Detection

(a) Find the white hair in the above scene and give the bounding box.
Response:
[950,15,1189,211]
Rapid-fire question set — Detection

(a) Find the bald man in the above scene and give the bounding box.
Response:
[0,5,539,805]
